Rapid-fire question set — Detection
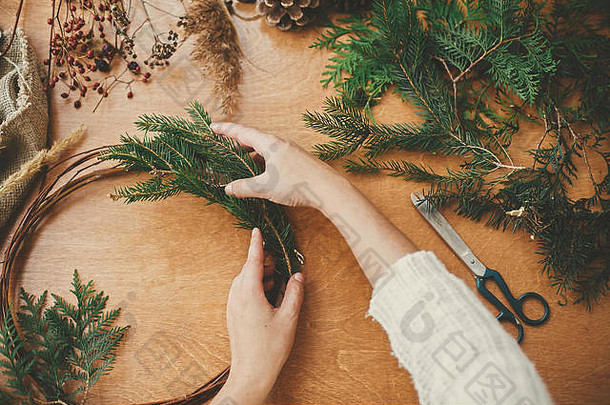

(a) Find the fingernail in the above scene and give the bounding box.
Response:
[225,183,233,194]
[252,227,260,237]
[294,272,305,283]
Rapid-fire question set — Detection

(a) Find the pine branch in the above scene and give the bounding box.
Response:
[309,0,610,306]
[100,101,302,280]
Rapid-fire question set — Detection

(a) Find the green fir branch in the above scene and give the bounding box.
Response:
[308,0,610,306]
[100,101,302,280]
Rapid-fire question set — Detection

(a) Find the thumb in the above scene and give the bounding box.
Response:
[225,173,269,198]
[279,273,305,320]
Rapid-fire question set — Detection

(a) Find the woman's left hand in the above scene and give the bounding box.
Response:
[211,228,305,405]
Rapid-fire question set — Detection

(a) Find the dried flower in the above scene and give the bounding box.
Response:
[179,0,243,115]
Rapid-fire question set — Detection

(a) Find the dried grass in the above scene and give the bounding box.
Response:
[182,0,243,115]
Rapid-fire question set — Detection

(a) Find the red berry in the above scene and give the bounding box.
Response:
[71,71,76,77]
[144,72,151,79]
[92,82,99,90]
[87,49,94,58]
[47,18,53,25]
[97,86,104,94]
[103,91,108,97]
[73,100,81,108]
[67,56,74,64]
[43,59,50,65]
[127,91,133,99]
[61,92,69,98]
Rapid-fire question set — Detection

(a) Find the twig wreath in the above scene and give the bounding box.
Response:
[0,102,302,403]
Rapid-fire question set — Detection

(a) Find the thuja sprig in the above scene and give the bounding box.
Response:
[0,270,128,404]
[307,0,609,306]
[99,101,302,282]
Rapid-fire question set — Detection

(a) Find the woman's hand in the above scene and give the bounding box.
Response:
[211,123,348,207]
[212,228,305,405]
[212,123,417,286]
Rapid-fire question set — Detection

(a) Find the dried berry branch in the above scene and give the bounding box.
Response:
[43,0,181,110]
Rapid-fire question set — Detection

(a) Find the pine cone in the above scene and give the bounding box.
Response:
[256,0,319,31]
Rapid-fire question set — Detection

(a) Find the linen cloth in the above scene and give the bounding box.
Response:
[0,28,48,227]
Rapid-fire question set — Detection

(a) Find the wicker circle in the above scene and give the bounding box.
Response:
[0,148,229,404]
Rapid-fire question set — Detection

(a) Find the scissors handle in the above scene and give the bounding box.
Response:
[476,268,550,343]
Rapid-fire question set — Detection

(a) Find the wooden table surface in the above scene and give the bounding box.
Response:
[1,1,609,404]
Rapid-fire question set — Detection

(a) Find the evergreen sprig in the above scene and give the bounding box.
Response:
[307,0,610,307]
[0,270,128,404]
[99,101,302,281]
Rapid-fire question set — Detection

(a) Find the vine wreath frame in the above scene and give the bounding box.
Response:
[0,147,230,404]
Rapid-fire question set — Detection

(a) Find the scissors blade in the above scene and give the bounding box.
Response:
[410,192,487,277]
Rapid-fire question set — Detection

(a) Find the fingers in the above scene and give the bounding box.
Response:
[278,273,305,320]
[241,228,265,286]
[211,123,277,155]
[225,172,270,198]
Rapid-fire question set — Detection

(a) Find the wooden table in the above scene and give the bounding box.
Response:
[1,1,609,403]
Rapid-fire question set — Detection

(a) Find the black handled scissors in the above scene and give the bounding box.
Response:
[411,192,550,343]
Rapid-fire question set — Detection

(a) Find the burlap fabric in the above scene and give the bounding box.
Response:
[0,28,49,228]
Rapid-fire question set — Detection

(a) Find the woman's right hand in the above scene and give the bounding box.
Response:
[211,123,348,208]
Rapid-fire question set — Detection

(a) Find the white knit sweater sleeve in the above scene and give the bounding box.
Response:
[368,251,553,405]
